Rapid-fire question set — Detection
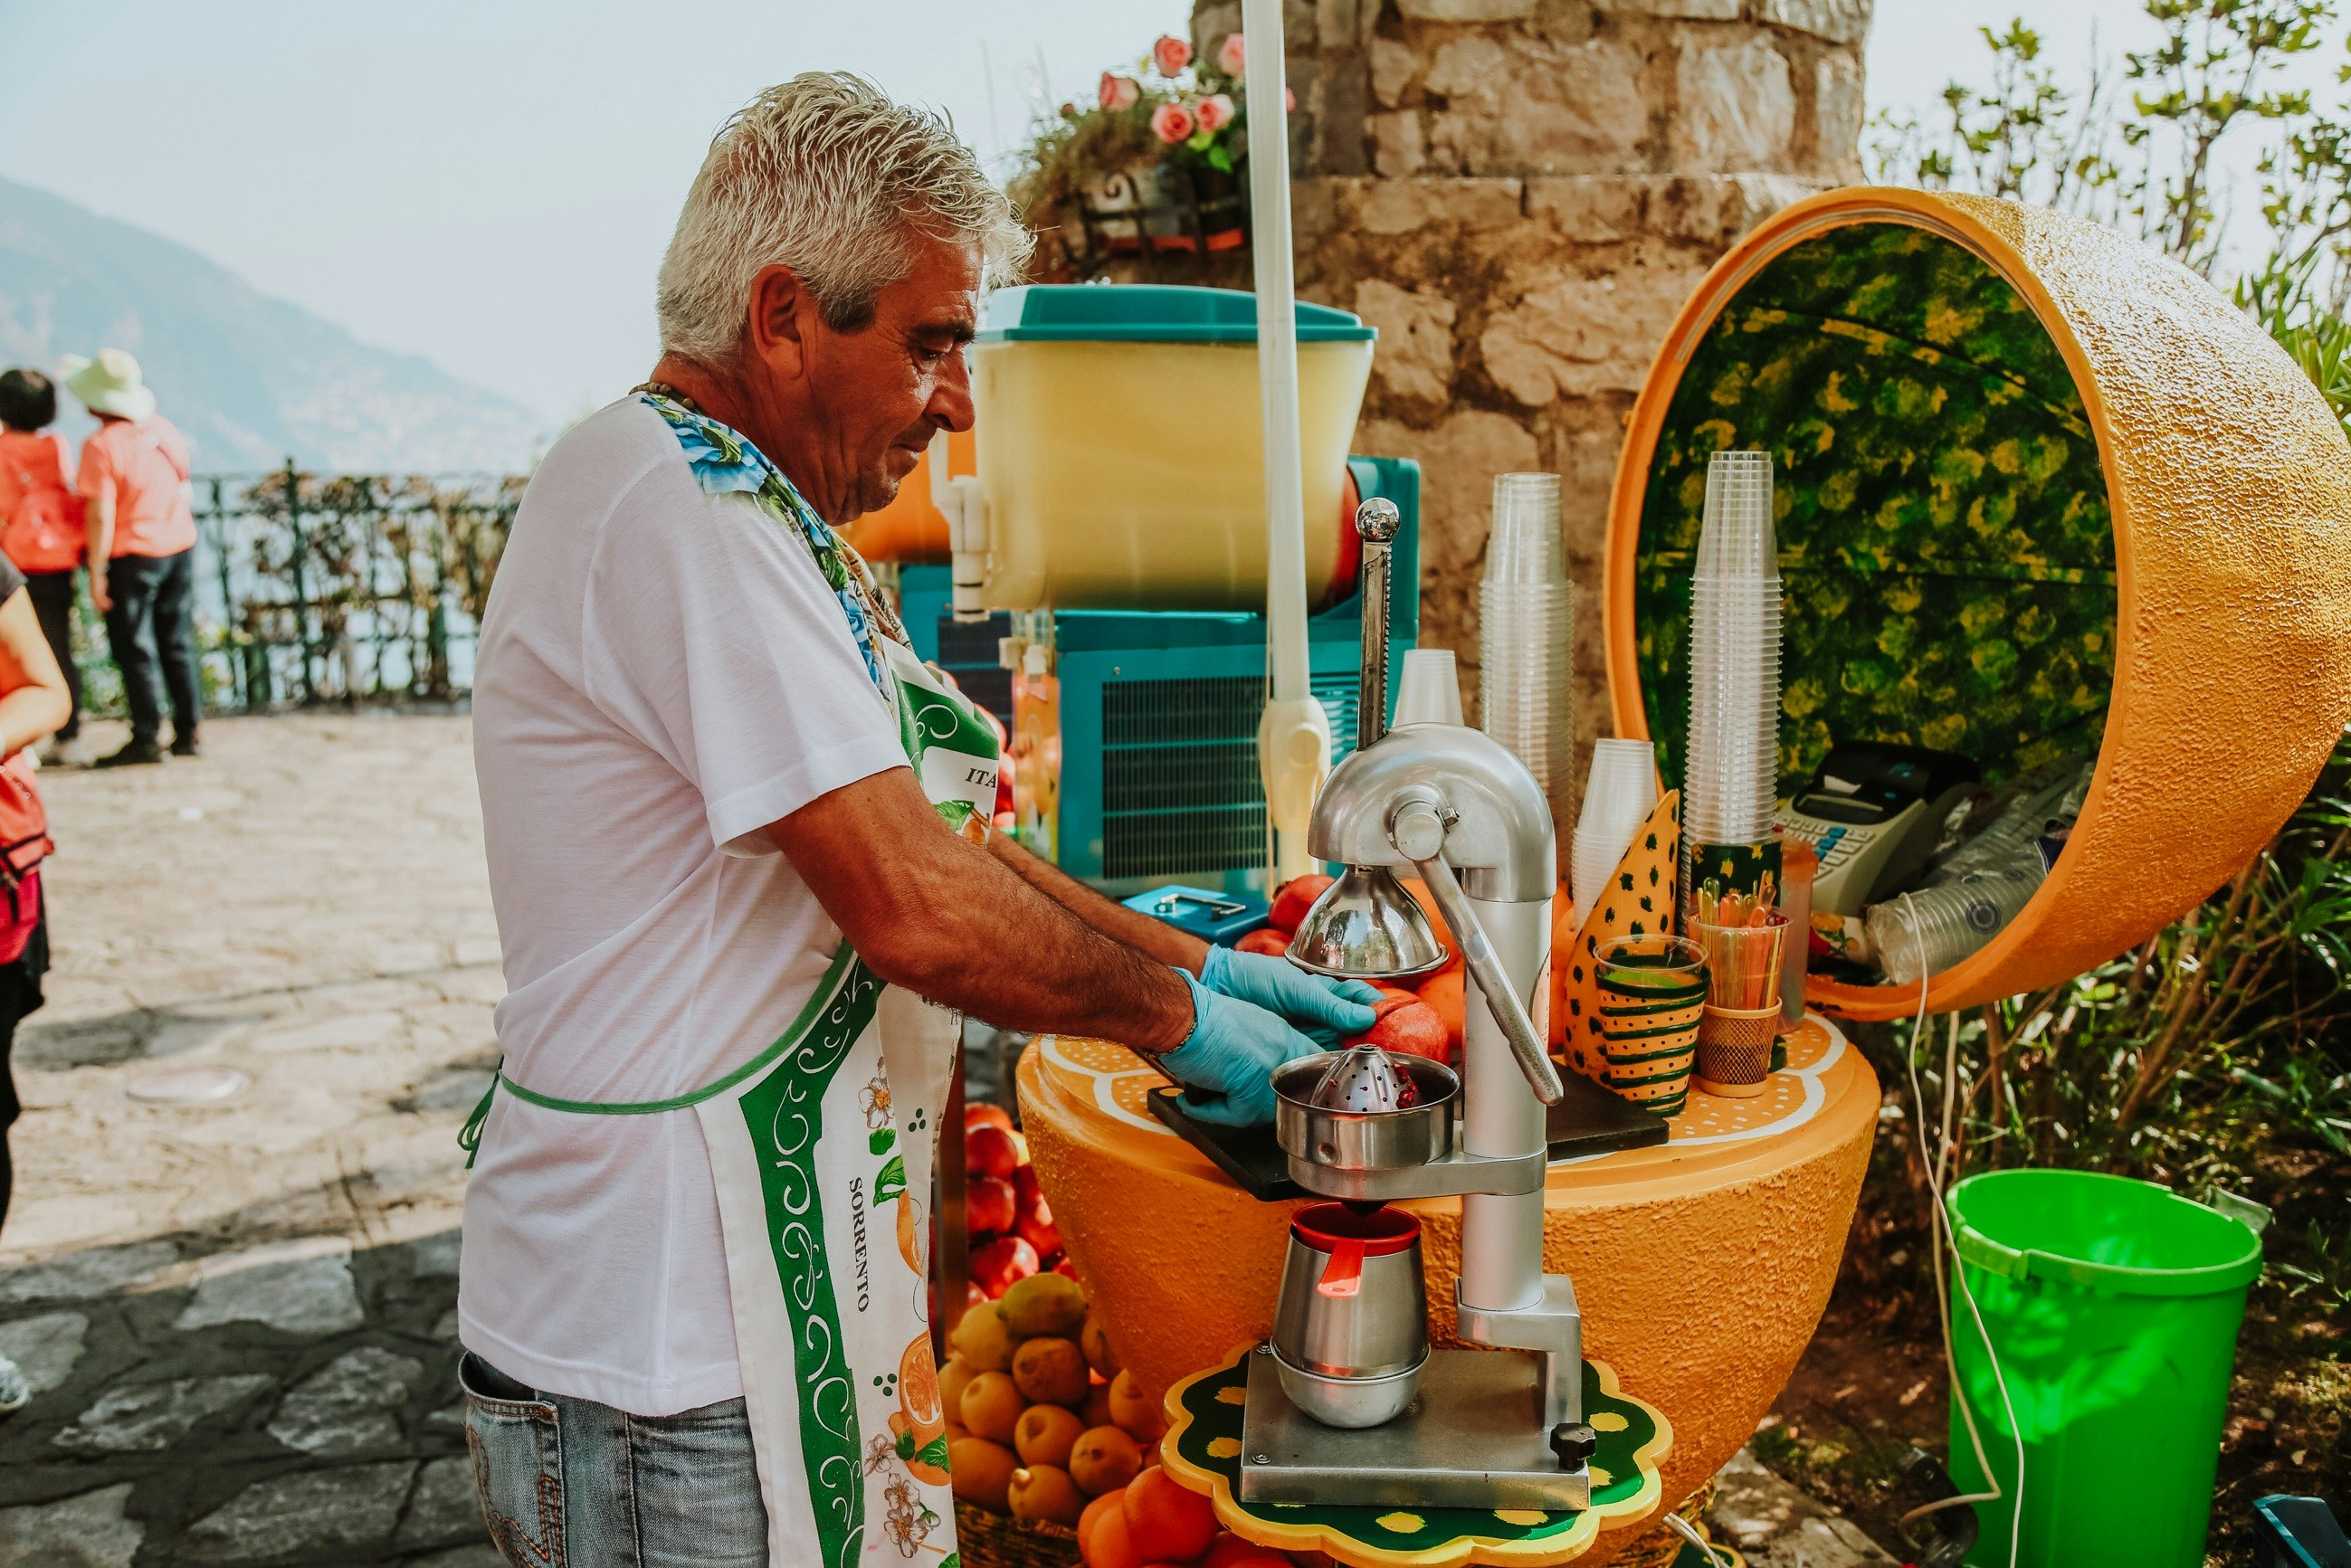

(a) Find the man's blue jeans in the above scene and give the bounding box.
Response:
[460,1353,769,1567]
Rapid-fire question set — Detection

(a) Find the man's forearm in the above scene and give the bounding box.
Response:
[771,774,1198,1056]
[901,854,1198,1054]
[988,832,1211,974]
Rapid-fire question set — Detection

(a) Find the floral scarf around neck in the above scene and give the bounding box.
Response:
[637,389,909,692]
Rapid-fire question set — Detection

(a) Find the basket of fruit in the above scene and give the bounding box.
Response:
[946,1269,1169,1568]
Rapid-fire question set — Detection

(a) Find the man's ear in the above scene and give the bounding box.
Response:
[747,263,811,377]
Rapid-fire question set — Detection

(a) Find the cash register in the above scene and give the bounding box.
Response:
[1775,742,1981,917]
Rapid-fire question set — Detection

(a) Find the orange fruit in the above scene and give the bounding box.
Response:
[1084,1498,1142,1568]
[1013,1336,1090,1406]
[1361,999,1451,1063]
[1270,874,1335,935]
[948,1437,1017,1511]
[1014,1402,1085,1468]
[967,1124,1021,1179]
[1068,1424,1143,1496]
[1077,1487,1125,1560]
[1106,1370,1164,1441]
[1122,1467,1217,1563]
[1082,1380,1116,1430]
[959,1370,1024,1444]
[1415,968,1466,1052]
[1009,1463,1087,1526]
[938,1358,977,1429]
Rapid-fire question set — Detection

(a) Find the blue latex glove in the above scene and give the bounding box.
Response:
[1161,969,1331,1126]
[1200,945,1382,1046]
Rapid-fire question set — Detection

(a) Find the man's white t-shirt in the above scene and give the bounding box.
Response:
[461,397,909,1416]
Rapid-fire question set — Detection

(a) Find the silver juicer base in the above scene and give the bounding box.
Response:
[1236,1343,1593,1512]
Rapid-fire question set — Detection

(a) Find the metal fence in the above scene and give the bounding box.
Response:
[156,463,522,713]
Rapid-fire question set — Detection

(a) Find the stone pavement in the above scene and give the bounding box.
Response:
[0,714,500,1566]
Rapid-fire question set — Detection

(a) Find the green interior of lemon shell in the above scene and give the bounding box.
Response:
[1634,223,2117,790]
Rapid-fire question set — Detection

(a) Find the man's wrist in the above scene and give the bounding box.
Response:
[1137,966,1204,1059]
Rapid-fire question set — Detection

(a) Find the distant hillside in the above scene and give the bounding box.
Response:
[0,175,543,474]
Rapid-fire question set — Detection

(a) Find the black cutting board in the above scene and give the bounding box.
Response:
[1147,1069,1669,1202]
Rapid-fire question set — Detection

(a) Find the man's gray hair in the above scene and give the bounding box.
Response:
[656,72,1031,363]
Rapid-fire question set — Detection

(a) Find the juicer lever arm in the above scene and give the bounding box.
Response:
[1389,797,1564,1107]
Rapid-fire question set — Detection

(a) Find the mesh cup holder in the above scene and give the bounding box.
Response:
[1697,1005,1777,1094]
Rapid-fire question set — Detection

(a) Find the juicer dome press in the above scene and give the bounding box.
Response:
[1232,498,1602,1512]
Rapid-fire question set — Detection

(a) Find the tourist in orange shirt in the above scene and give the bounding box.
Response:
[64,351,200,767]
[0,371,88,761]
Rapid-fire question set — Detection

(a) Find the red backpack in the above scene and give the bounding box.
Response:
[0,751,51,962]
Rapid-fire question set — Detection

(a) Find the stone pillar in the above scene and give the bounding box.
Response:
[1194,0,1870,826]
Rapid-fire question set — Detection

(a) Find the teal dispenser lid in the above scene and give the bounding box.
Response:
[977,284,1376,344]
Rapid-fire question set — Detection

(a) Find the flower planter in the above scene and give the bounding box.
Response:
[1074,161,1247,263]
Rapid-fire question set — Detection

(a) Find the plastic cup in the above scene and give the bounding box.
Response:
[1690,915,1788,1012]
[1393,648,1464,727]
[1571,740,1660,913]
[1487,472,1565,581]
[1480,578,1571,791]
[1684,455,1783,857]
[1592,934,1708,1117]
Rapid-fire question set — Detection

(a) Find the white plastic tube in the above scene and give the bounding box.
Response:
[1242,0,1330,884]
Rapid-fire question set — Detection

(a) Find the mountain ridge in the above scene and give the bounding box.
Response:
[0,174,544,474]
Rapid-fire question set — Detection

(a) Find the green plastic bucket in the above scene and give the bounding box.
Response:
[1946,1169,2263,1568]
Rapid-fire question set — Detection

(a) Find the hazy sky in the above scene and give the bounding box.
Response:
[0,1,2336,429]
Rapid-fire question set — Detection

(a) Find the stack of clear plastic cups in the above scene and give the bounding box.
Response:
[1869,859,2049,986]
[1684,451,1781,857]
[1571,739,1661,916]
[1479,472,1573,798]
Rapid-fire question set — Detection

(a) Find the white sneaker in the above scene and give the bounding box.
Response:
[0,1354,28,1416]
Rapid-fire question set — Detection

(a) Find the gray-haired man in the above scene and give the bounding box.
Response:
[459,73,1376,1565]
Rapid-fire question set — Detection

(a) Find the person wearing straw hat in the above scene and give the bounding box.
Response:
[62,350,199,767]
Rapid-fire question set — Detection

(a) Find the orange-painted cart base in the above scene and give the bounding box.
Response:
[1160,1344,1670,1567]
[1020,1017,1876,1568]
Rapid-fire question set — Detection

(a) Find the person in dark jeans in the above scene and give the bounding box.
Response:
[98,551,198,761]
[64,351,198,765]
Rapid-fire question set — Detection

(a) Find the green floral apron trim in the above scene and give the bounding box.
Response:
[726,955,891,1568]
[1635,223,2116,790]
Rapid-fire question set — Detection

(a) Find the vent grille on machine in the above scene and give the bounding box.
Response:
[1099,672,1360,880]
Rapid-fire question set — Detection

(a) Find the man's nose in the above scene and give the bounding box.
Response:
[929,351,975,432]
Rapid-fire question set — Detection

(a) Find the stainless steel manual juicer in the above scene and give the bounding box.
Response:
[1242,498,1598,1511]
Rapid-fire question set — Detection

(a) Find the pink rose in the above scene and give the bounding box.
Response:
[1216,32,1245,78]
[1099,72,1141,111]
[1195,92,1236,132]
[1150,100,1197,144]
[1152,33,1193,76]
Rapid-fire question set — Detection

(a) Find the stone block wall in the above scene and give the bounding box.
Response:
[1189,0,1870,825]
